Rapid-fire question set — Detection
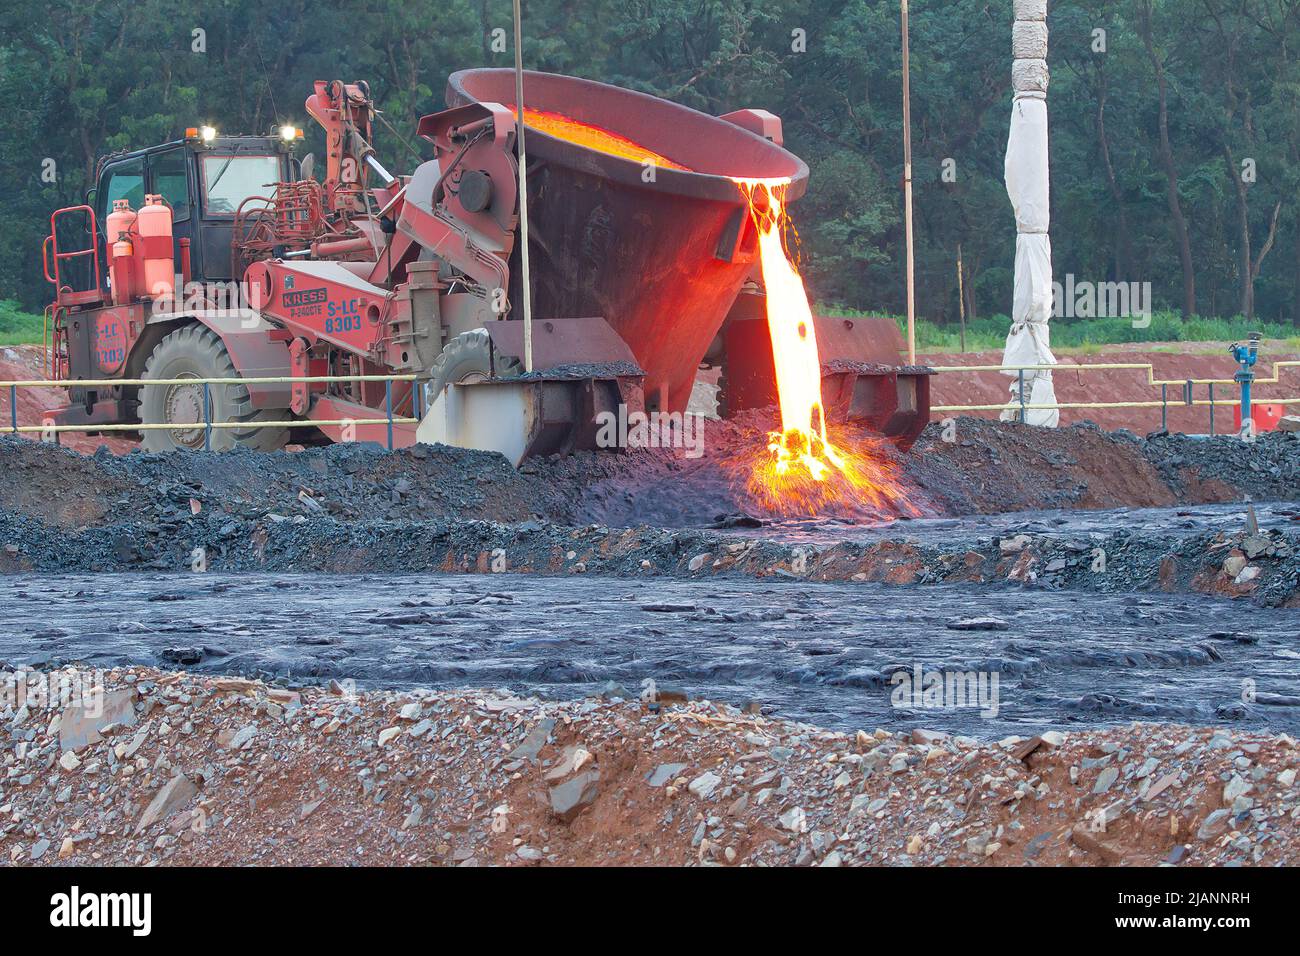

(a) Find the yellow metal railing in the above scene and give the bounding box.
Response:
[928,359,1300,386]
[926,360,1300,433]
[1,373,421,449]
[4,362,1297,445]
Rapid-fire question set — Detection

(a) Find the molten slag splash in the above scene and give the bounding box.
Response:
[732,178,913,518]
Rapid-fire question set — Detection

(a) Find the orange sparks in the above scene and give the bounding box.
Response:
[731,178,914,518]
[508,106,691,170]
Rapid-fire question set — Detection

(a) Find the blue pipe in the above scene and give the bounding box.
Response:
[1229,334,1261,436]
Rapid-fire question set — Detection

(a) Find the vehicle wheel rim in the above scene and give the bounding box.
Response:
[161,373,208,449]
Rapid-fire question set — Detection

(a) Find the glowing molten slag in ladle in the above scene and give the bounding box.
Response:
[508,106,909,515]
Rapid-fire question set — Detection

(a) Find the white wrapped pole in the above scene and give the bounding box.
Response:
[1001,0,1058,426]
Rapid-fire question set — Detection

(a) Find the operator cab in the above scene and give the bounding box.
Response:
[93,130,299,285]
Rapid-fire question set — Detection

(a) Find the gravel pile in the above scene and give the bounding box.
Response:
[907,418,1300,516]
[0,436,563,528]
[1144,429,1300,501]
[1,419,1296,601]
[3,495,1297,605]
[4,415,1298,535]
[3,667,1297,866]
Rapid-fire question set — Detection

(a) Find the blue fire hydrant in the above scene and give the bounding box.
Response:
[1228,332,1261,435]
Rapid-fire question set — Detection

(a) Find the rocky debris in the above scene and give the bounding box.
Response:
[221,725,258,750]
[549,771,601,823]
[508,719,556,762]
[1069,822,1124,864]
[1,416,1299,607]
[544,745,593,781]
[1000,535,1033,555]
[2,666,1298,867]
[161,646,203,665]
[135,773,200,833]
[647,763,688,787]
[3,488,1300,608]
[912,418,1300,518]
[2,415,1299,567]
[1093,766,1119,794]
[688,771,722,800]
[946,616,1010,631]
[58,687,137,752]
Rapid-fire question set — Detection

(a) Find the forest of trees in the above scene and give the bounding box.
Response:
[2,0,1299,329]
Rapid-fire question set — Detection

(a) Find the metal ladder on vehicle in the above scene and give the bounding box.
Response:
[41,204,104,381]
[42,303,70,380]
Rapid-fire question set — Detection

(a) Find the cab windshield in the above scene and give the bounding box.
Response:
[201,154,280,215]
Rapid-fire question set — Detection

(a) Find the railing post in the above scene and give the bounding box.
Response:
[1209,382,1215,436]
[9,385,16,434]
[1017,368,1026,424]
[385,379,394,451]
[1161,383,1167,432]
[1240,376,1252,433]
[203,382,212,452]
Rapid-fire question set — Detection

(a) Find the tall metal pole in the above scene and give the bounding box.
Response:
[900,0,916,365]
[512,0,534,372]
[956,242,966,353]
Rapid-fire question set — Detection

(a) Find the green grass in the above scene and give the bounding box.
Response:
[0,300,44,348]
[820,306,1300,353]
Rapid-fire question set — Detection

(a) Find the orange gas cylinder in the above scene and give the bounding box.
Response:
[106,198,136,243]
[106,199,138,304]
[138,194,175,299]
[110,239,137,305]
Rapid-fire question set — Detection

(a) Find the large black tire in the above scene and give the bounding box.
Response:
[423,328,522,409]
[139,325,289,453]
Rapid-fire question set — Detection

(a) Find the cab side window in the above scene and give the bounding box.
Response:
[150,149,191,222]
[101,158,145,233]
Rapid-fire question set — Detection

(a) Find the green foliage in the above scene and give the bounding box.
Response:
[0,299,44,347]
[823,306,1300,352]
[3,0,1300,332]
